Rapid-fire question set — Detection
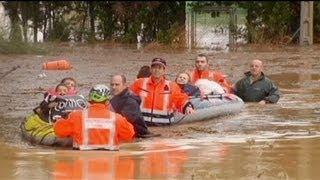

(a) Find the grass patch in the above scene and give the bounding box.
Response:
[0,39,47,55]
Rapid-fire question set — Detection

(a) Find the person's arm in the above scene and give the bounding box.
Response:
[186,84,201,97]
[129,79,141,95]
[171,82,194,114]
[115,114,135,142]
[233,79,244,99]
[120,99,143,124]
[214,72,234,93]
[264,80,280,104]
[54,111,79,138]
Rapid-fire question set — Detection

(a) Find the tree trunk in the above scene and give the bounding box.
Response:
[3,2,23,42]
[43,3,48,42]
[33,2,39,43]
[20,2,29,43]
[89,2,95,41]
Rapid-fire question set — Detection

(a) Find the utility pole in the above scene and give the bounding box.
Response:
[300,1,313,45]
[185,1,195,51]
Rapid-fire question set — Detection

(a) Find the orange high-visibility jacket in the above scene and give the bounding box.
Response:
[130,76,189,125]
[190,69,234,93]
[54,103,135,150]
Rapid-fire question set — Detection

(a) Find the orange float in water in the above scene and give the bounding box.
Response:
[42,60,72,70]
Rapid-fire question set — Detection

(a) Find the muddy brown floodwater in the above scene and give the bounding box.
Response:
[0,43,320,179]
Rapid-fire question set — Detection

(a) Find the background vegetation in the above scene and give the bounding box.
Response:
[1,1,320,54]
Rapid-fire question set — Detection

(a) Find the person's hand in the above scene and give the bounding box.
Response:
[200,92,207,101]
[258,100,267,105]
[185,106,195,115]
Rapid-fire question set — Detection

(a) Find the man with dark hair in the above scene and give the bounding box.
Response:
[188,53,233,93]
[130,58,194,126]
[110,75,160,138]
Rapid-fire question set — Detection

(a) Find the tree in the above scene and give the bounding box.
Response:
[3,1,23,42]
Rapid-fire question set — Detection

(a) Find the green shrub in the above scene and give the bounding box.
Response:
[0,37,47,54]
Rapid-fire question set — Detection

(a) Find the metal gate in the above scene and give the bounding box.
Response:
[186,5,238,51]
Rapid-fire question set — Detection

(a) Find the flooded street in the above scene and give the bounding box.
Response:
[0,43,320,179]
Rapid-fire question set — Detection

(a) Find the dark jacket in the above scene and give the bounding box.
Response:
[33,93,87,123]
[33,93,67,123]
[110,88,150,136]
[234,71,280,103]
[179,83,201,97]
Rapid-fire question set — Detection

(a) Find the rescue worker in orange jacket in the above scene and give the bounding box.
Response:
[188,53,234,93]
[54,84,135,150]
[130,58,194,126]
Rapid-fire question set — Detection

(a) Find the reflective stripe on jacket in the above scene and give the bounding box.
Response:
[73,109,117,150]
[130,77,189,124]
[190,69,234,93]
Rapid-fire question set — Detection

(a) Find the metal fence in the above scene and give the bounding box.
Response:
[186,5,245,52]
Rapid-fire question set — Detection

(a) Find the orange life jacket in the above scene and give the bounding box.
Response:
[130,77,189,124]
[54,103,135,150]
[74,108,118,150]
[190,69,234,93]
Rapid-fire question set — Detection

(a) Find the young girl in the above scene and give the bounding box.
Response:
[55,83,68,96]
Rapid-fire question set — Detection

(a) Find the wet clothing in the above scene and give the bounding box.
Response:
[130,76,192,126]
[33,92,67,123]
[33,93,86,123]
[190,69,233,93]
[177,83,201,97]
[54,103,135,150]
[234,71,280,103]
[110,88,151,136]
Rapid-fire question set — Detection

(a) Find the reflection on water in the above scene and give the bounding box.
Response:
[2,139,320,179]
[1,45,320,179]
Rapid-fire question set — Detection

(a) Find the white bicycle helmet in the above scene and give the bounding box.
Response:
[89,84,111,103]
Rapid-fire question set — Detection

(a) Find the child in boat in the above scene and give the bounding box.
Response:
[33,83,69,122]
[175,72,201,97]
[60,77,78,95]
[55,83,69,96]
